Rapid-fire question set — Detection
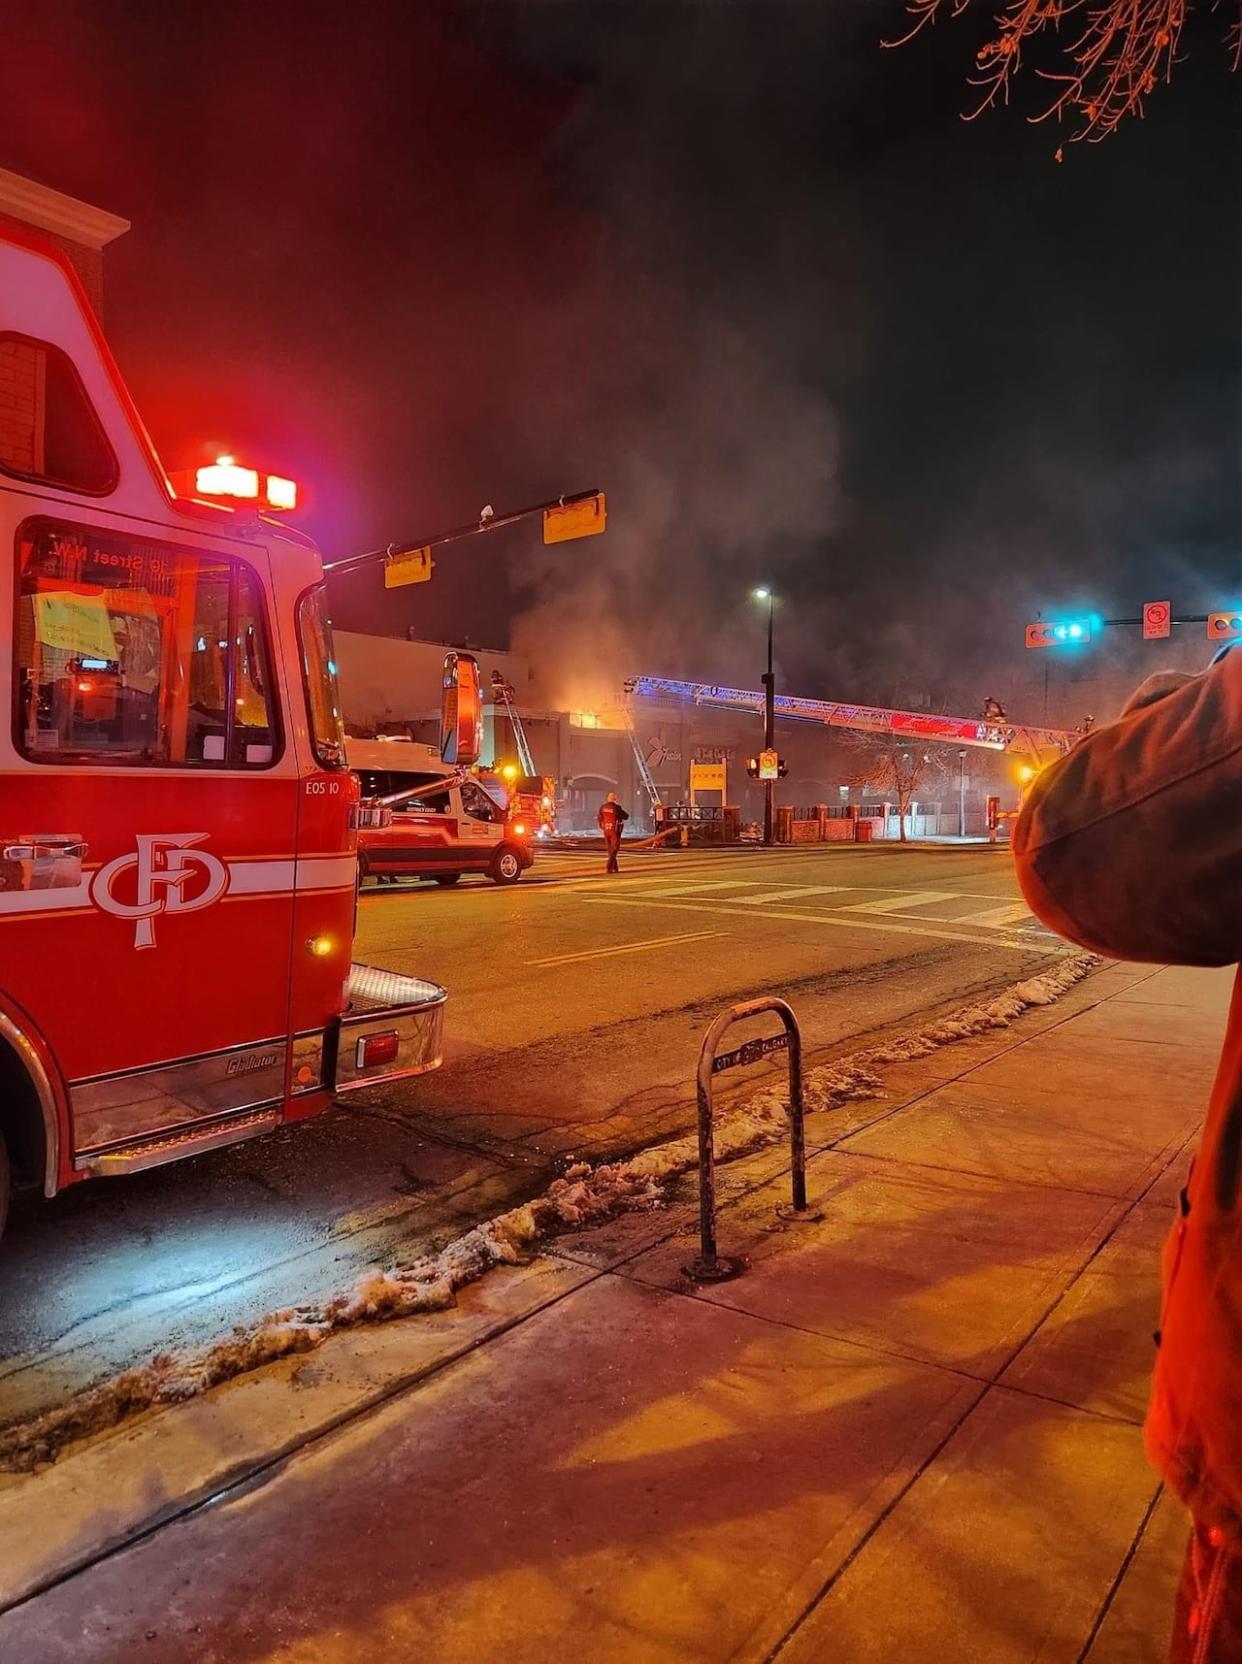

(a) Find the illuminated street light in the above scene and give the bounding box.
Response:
[753,586,771,601]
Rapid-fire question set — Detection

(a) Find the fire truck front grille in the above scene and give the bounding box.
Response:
[347,963,446,1013]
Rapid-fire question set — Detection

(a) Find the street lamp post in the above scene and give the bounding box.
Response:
[754,588,775,846]
[957,748,967,839]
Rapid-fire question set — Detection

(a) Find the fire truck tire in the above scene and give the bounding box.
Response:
[0,1131,9,1244]
[433,873,462,888]
[490,847,523,885]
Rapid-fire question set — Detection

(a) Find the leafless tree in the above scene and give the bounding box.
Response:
[841,734,955,843]
[886,0,1241,146]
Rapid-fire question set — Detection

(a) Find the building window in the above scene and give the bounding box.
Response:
[0,334,118,496]
[15,518,279,768]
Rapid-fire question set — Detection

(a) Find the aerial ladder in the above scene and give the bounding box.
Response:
[489,673,559,834]
[489,673,538,776]
[620,704,663,828]
[624,677,1075,766]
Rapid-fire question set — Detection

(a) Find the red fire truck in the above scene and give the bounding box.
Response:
[0,224,454,1241]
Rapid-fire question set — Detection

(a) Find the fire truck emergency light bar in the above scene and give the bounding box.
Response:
[169,456,298,511]
[626,677,1075,760]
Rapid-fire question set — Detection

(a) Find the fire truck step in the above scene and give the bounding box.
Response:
[76,1108,282,1178]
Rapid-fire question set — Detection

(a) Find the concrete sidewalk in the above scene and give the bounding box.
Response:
[0,960,1231,1663]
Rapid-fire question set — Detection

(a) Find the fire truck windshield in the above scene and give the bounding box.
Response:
[16,518,278,768]
[297,586,346,768]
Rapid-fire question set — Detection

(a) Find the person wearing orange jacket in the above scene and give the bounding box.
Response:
[1013,644,1242,1662]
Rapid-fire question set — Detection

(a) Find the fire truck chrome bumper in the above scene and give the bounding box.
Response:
[333,963,446,1093]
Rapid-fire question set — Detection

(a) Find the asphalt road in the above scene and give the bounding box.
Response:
[0,840,1059,1428]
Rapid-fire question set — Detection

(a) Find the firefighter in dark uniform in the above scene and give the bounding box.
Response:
[597,791,629,874]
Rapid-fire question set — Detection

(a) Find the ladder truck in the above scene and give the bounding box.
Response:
[625,677,1074,766]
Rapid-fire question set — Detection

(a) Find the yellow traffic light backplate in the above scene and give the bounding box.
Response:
[543,492,607,545]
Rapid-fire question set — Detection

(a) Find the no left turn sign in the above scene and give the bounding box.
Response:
[1143,600,1172,640]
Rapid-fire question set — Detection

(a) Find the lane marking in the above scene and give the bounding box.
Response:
[579,893,1061,954]
[529,929,727,967]
[837,889,957,914]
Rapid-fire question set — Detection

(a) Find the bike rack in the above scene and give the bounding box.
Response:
[684,995,815,1284]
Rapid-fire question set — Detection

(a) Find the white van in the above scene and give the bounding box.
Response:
[349,739,534,886]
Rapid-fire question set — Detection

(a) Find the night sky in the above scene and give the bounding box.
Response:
[4,1,1238,721]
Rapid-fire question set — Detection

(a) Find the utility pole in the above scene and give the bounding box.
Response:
[755,588,776,846]
[957,748,967,839]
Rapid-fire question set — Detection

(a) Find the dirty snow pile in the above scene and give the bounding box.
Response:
[860,956,1094,1065]
[0,952,1095,1472]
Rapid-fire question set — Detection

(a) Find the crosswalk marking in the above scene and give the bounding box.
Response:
[572,879,1041,940]
[954,902,1037,929]
[837,890,957,915]
[729,885,849,905]
[624,879,761,897]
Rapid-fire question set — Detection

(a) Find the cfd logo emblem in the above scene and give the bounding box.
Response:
[90,834,229,949]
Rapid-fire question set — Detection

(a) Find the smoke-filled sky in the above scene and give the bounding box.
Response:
[4,1,1238,720]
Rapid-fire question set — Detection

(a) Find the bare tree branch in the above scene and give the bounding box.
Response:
[885,0,1239,145]
[840,734,955,843]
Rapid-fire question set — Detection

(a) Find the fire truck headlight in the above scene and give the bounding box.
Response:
[512,823,527,838]
[307,934,335,958]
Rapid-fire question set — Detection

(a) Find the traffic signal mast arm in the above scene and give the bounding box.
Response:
[323,489,605,578]
[1027,610,1241,647]
[627,677,1074,760]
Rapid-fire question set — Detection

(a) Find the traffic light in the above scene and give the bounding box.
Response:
[1025,616,1094,649]
[1207,611,1242,643]
[543,491,607,545]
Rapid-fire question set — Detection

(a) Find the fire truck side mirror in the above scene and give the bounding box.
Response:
[352,800,393,830]
[441,651,482,766]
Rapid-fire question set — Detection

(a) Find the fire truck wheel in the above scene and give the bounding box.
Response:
[491,847,523,885]
[433,873,462,888]
[0,1131,8,1243]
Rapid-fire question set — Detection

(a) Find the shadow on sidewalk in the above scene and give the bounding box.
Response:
[0,1165,1181,1664]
